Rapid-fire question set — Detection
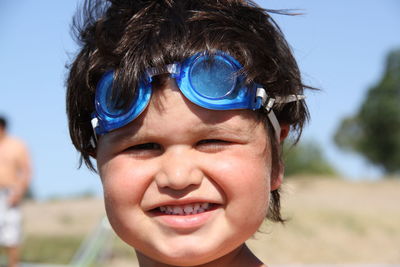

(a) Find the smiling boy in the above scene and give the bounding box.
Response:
[66,0,309,266]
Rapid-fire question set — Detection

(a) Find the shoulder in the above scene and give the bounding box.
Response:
[4,136,29,153]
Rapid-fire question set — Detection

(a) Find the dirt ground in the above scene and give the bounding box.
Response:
[22,197,105,237]
[20,177,400,265]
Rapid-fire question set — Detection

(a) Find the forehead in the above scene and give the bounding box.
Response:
[105,79,268,142]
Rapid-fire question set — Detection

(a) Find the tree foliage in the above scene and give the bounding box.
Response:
[283,140,337,177]
[334,49,400,174]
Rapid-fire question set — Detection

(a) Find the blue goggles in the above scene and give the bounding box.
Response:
[91,51,304,138]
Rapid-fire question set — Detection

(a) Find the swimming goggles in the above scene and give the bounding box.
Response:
[91,51,305,139]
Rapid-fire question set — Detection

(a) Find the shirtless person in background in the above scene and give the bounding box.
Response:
[0,116,31,267]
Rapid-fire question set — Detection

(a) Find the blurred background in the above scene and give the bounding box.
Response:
[0,0,399,266]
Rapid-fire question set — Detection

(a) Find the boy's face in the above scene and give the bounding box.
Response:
[96,78,281,265]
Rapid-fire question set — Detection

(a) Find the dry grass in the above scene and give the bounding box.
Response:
[20,178,400,265]
[248,177,400,264]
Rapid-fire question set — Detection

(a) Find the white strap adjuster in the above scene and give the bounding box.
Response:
[256,87,275,112]
[90,117,99,147]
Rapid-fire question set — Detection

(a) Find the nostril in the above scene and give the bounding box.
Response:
[155,168,203,191]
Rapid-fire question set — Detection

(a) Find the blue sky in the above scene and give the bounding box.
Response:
[1,1,399,199]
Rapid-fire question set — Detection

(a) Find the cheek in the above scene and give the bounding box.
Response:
[231,159,270,212]
[98,157,155,240]
[208,151,271,217]
[99,157,151,210]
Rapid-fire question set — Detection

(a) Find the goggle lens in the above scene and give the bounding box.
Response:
[104,87,126,116]
[97,71,138,118]
[190,56,236,99]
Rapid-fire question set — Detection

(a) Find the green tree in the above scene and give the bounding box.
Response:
[334,49,400,174]
[283,140,337,177]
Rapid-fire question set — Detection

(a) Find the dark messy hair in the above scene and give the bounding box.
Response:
[0,116,7,130]
[66,0,310,223]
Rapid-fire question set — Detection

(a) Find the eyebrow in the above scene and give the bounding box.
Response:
[193,124,251,137]
[104,121,255,144]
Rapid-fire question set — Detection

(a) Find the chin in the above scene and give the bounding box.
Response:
[141,250,221,267]
[146,236,245,266]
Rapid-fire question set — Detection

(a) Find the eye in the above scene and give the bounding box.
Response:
[124,143,162,157]
[130,143,161,150]
[196,139,231,152]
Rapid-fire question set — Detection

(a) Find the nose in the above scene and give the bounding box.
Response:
[155,147,203,191]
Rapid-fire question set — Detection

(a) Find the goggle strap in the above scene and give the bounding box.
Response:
[275,94,305,104]
[167,64,180,77]
[90,136,97,149]
[267,111,281,140]
[146,63,180,78]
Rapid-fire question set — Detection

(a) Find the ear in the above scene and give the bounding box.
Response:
[270,123,290,191]
[279,123,290,143]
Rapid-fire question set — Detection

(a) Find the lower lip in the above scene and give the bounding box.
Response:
[151,208,219,232]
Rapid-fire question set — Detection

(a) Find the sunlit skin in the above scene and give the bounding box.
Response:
[0,125,31,267]
[0,127,31,204]
[96,79,285,267]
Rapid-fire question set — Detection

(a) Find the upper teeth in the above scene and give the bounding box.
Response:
[159,203,211,215]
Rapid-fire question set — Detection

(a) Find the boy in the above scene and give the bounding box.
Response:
[0,116,32,267]
[66,0,309,266]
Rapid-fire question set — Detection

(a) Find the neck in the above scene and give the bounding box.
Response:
[136,244,265,267]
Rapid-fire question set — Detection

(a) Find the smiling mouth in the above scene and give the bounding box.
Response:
[154,203,217,215]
